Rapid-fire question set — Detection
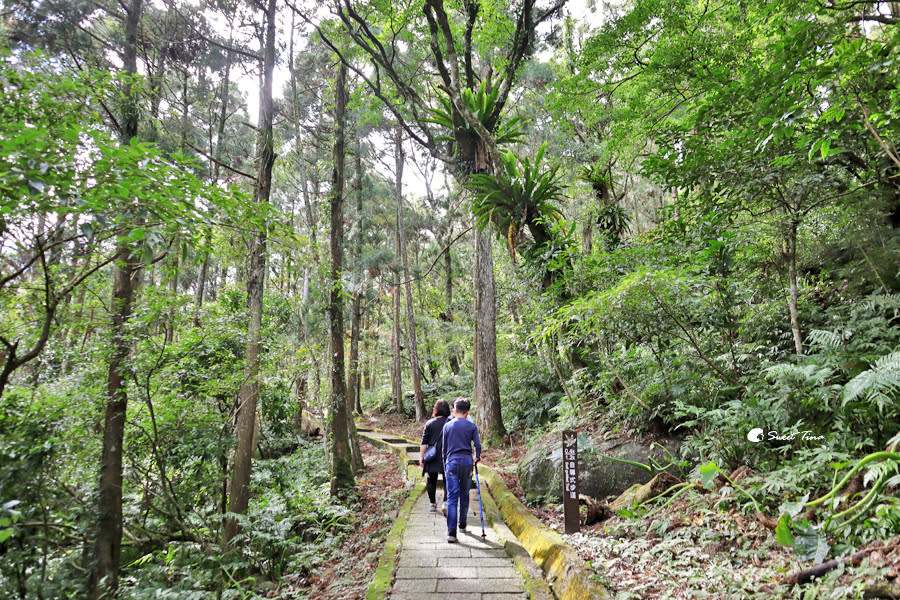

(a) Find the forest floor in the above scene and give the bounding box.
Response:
[361,412,900,600]
[294,435,408,600]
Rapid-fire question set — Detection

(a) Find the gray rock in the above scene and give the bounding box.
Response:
[516,433,682,502]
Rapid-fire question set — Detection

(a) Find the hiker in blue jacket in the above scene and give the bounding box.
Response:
[441,398,481,543]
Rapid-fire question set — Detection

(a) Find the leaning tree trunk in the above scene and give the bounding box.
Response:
[328,61,355,497]
[89,0,142,595]
[224,0,275,543]
[395,128,426,421]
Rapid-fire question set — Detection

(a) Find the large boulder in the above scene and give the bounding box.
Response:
[516,432,683,503]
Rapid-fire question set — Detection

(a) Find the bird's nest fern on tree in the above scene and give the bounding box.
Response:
[468,143,566,260]
[426,80,527,148]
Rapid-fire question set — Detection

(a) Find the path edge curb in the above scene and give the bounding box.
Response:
[478,470,556,600]
[477,466,613,600]
[364,478,425,600]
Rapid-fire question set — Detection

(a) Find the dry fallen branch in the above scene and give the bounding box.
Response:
[780,543,900,586]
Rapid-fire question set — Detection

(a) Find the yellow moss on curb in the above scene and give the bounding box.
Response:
[478,473,556,600]
[365,480,425,600]
[479,466,613,600]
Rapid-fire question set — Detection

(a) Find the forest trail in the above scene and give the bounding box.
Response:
[387,490,528,599]
[357,428,545,599]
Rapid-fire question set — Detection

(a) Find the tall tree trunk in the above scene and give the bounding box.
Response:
[194,230,211,327]
[224,0,276,543]
[444,236,460,375]
[465,131,505,445]
[391,267,403,413]
[416,275,436,381]
[349,292,363,413]
[362,309,373,391]
[473,226,505,445]
[165,234,180,343]
[395,129,426,421]
[346,143,364,472]
[89,0,142,596]
[328,62,355,496]
[582,211,594,254]
[347,144,364,415]
[786,219,803,355]
[195,35,233,326]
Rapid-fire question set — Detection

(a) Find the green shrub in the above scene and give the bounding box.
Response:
[499,355,563,432]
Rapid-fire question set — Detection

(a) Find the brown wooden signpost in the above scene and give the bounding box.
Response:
[562,429,580,534]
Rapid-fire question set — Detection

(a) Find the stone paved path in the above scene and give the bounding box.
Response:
[388,489,529,599]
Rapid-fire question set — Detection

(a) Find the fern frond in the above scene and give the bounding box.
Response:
[862,293,900,313]
[842,351,900,412]
[807,329,844,351]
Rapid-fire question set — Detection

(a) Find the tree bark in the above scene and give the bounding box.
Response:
[391,234,404,413]
[89,0,142,595]
[346,140,364,472]
[473,226,505,445]
[327,61,355,497]
[395,128,426,421]
[416,275,436,381]
[444,235,460,375]
[347,144,364,415]
[223,0,276,543]
[194,230,211,326]
[195,32,233,326]
[165,233,180,343]
[582,211,594,253]
[349,292,363,413]
[786,219,803,355]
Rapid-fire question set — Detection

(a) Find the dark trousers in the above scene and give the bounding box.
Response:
[426,471,444,504]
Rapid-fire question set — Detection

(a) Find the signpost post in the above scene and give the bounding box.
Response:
[562,429,579,534]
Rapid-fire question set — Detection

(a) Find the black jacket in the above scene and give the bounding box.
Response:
[420,415,448,474]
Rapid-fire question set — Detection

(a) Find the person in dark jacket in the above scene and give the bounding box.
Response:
[441,398,481,543]
[419,399,451,512]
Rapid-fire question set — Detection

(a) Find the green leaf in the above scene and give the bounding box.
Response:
[775,514,794,547]
[0,529,11,544]
[699,461,719,490]
[794,522,830,563]
[779,493,810,518]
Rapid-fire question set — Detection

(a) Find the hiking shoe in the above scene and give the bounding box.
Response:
[447,530,457,543]
[429,503,437,512]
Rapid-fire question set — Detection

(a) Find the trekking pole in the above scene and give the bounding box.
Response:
[474,463,486,538]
